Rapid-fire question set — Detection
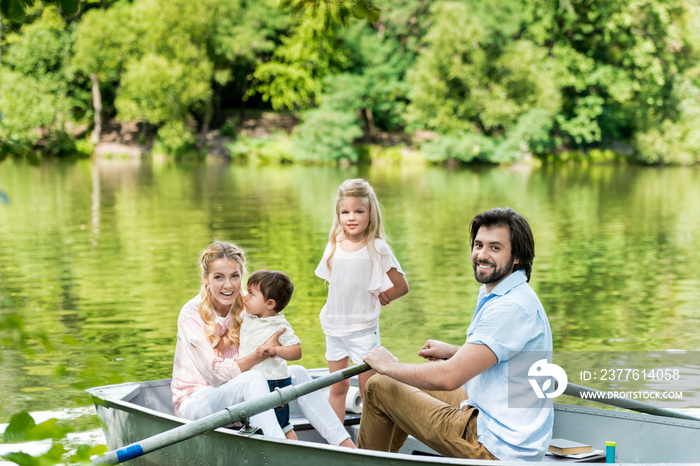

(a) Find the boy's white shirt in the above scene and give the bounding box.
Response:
[239,312,301,380]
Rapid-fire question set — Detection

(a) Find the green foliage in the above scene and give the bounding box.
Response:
[4,412,73,441]
[219,116,240,137]
[3,0,700,164]
[72,2,135,83]
[0,297,53,357]
[406,2,560,138]
[251,13,355,110]
[496,108,555,162]
[224,134,294,163]
[0,7,77,155]
[356,144,406,164]
[1,0,81,22]
[58,0,79,16]
[71,444,108,463]
[405,0,700,164]
[291,106,363,162]
[1,411,104,465]
[420,133,496,164]
[1,0,30,22]
[520,0,698,151]
[115,53,212,148]
[633,77,700,164]
[154,120,197,155]
[280,0,380,29]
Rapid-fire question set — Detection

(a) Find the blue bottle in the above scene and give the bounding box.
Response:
[605,441,616,463]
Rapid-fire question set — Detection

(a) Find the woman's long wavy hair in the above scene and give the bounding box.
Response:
[326,179,387,273]
[198,241,246,348]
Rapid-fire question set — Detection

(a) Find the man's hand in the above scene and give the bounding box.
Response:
[418,339,459,361]
[364,346,399,374]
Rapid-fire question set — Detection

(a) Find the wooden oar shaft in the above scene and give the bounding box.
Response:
[94,363,370,465]
[564,382,700,422]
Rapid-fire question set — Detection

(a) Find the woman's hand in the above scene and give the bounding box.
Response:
[264,327,286,347]
[256,343,277,357]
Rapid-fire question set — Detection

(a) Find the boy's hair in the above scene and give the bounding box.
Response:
[247,270,294,312]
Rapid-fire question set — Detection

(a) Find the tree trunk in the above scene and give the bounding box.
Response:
[197,101,213,151]
[90,73,103,144]
[364,107,375,142]
[1,15,4,64]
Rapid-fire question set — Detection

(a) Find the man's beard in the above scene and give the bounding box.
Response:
[473,256,515,285]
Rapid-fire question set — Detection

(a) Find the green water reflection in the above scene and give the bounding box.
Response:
[1,159,699,420]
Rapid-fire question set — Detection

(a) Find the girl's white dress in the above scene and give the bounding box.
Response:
[315,238,404,337]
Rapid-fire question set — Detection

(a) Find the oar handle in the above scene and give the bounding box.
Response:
[94,363,371,465]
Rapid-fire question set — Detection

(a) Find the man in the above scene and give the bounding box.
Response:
[359,207,553,461]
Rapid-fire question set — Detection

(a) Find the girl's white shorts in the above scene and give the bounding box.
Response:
[325,326,380,365]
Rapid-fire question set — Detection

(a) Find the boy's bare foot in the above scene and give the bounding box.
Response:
[285,430,298,440]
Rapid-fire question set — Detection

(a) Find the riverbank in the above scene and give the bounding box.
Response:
[91,110,445,165]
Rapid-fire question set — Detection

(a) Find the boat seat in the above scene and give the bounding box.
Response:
[291,412,361,431]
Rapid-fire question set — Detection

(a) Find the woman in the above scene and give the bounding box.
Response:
[171,241,354,447]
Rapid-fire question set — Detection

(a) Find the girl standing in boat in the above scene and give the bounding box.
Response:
[316,179,409,421]
[171,241,354,447]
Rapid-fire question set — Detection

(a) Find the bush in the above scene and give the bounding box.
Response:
[291,107,363,163]
[225,134,294,163]
[420,134,496,164]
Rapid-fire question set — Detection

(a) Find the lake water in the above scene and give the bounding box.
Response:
[1,159,699,457]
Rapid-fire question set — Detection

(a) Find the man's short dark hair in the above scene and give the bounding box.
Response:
[247,270,294,312]
[469,207,535,281]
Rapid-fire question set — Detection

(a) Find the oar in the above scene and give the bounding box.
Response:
[563,382,700,422]
[93,363,370,465]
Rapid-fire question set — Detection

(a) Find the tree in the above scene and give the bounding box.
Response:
[0,6,75,155]
[250,12,357,111]
[72,2,135,143]
[520,0,700,151]
[207,0,291,126]
[405,1,559,161]
[1,0,81,22]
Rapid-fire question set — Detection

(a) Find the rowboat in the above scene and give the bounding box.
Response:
[86,368,700,465]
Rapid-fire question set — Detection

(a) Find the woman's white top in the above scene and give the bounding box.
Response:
[315,238,404,337]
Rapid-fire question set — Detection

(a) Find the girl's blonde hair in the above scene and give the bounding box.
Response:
[326,179,387,272]
[198,241,246,348]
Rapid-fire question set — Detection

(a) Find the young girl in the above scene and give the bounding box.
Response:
[315,178,409,421]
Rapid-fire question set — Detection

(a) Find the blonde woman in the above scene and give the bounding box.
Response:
[315,179,409,420]
[172,241,354,447]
